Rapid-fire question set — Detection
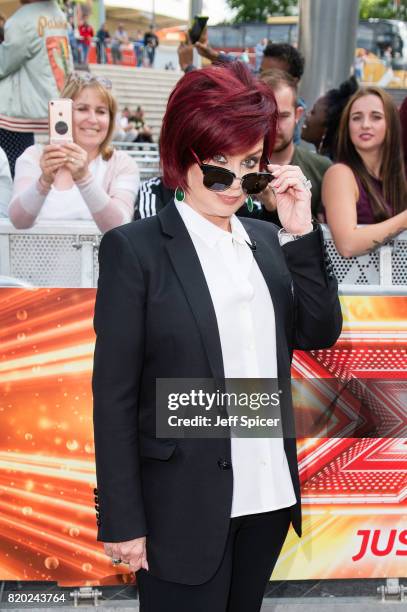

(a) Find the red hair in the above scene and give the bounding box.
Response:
[160,62,278,190]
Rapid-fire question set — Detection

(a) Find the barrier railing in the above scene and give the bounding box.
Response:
[0,220,101,288]
[321,226,407,294]
[112,142,158,151]
[111,142,160,179]
[0,219,406,290]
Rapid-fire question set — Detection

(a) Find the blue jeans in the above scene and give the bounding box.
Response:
[79,42,89,64]
[146,45,156,67]
[134,43,144,67]
[97,41,107,64]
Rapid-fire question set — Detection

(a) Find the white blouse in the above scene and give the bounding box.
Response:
[176,201,296,518]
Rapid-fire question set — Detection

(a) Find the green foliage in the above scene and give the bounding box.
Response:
[359,0,407,20]
[226,0,407,28]
[226,0,298,24]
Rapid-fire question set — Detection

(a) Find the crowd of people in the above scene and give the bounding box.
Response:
[66,17,160,68]
[0,0,406,259]
[141,39,407,258]
[114,106,154,143]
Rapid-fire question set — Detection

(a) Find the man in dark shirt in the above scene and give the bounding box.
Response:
[258,69,332,221]
[144,25,159,67]
[260,43,306,145]
[96,23,110,64]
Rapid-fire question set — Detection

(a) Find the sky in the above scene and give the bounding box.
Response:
[202,0,235,25]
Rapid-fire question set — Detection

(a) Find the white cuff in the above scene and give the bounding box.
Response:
[278,225,314,246]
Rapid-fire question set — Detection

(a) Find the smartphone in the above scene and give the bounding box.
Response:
[49,98,73,145]
[188,15,209,45]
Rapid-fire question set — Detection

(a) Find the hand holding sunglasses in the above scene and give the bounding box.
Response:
[268,164,313,236]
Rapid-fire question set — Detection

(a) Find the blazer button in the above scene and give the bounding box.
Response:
[96,519,101,526]
[218,458,232,470]
[93,488,98,495]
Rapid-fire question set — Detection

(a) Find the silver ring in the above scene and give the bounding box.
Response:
[301,176,312,191]
[111,558,122,565]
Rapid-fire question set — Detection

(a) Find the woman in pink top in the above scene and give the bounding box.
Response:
[322,86,407,257]
[9,73,140,233]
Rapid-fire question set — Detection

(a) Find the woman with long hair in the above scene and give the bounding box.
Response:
[92,61,341,612]
[322,86,407,257]
[301,76,358,160]
[9,73,139,233]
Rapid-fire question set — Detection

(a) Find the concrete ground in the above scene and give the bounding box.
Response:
[1,580,406,610]
[2,602,406,611]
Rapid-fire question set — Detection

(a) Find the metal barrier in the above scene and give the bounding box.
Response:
[0,219,406,290]
[0,220,101,288]
[111,142,160,179]
[321,226,407,294]
[112,142,158,151]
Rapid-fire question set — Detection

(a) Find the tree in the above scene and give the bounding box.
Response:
[226,0,298,24]
[359,0,407,20]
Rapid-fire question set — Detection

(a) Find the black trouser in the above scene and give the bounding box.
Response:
[0,128,34,178]
[137,506,291,612]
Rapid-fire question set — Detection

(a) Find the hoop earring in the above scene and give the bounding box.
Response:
[175,186,185,202]
[317,129,327,154]
[245,195,254,213]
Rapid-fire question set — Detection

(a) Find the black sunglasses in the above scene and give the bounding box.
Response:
[191,150,273,195]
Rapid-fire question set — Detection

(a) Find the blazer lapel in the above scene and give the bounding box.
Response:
[158,201,225,381]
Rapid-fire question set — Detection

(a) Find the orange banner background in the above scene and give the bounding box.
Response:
[0,289,406,585]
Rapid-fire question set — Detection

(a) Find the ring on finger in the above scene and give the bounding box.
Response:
[111,558,122,565]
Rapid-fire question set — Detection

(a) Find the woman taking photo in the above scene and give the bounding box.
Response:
[9,73,139,233]
[92,62,342,612]
[322,86,407,257]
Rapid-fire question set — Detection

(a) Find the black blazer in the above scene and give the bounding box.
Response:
[92,201,342,585]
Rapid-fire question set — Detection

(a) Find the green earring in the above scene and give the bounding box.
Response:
[175,186,185,202]
[245,195,254,213]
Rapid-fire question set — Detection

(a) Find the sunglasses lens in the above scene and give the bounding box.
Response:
[242,173,273,195]
[202,168,234,192]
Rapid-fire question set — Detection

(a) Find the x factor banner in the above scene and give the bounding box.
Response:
[0,288,405,585]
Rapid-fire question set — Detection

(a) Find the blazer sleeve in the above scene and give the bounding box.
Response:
[92,227,147,542]
[281,224,343,350]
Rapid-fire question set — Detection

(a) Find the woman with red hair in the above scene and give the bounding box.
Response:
[92,61,341,612]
